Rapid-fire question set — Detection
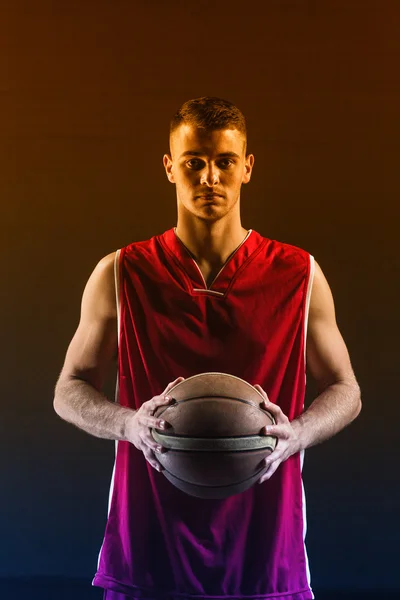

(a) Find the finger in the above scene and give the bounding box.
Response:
[260,400,288,425]
[259,459,280,483]
[142,447,163,472]
[254,384,270,402]
[256,450,278,482]
[147,393,176,415]
[141,415,170,430]
[261,424,290,439]
[254,385,280,418]
[143,429,165,452]
[144,419,171,454]
[144,428,170,453]
[264,446,286,467]
[259,453,283,482]
[257,466,269,485]
[162,377,185,395]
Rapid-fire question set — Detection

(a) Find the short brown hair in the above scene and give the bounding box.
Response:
[170,96,247,147]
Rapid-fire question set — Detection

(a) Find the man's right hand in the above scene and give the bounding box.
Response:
[125,377,185,472]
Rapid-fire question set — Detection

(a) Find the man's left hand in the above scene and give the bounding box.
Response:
[254,384,302,483]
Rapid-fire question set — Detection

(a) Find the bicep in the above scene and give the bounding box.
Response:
[58,253,118,391]
[306,261,355,393]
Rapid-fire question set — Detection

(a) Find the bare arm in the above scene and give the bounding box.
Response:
[256,259,361,481]
[292,260,361,449]
[53,253,184,471]
[53,252,133,440]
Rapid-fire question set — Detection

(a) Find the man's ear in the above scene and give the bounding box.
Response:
[163,154,175,183]
[243,154,255,184]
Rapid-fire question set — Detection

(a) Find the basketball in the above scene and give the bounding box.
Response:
[151,372,276,499]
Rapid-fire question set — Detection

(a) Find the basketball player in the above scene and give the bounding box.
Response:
[54,97,361,600]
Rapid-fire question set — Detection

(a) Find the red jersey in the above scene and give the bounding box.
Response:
[93,228,315,600]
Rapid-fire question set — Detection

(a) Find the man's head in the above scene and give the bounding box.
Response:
[169,96,248,156]
[163,97,254,224]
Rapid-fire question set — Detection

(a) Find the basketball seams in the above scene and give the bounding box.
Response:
[162,464,267,489]
[167,371,269,397]
[151,431,277,451]
[148,373,277,498]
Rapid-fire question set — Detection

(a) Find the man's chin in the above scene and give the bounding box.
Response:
[195,205,224,221]
[180,199,232,222]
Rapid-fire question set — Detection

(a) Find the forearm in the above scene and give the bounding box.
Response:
[53,377,136,441]
[292,378,361,451]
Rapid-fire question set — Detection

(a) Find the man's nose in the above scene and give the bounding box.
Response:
[200,164,219,186]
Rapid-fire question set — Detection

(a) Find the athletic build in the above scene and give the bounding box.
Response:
[54,97,361,600]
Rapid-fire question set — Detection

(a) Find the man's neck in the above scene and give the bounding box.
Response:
[174,219,249,268]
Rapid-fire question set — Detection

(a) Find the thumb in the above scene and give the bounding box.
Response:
[162,376,184,396]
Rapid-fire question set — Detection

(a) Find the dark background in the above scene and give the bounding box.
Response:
[1,1,399,598]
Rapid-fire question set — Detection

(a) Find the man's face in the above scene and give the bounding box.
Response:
[163,124,254,223]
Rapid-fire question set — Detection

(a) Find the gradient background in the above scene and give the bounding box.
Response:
[1,1,399,598]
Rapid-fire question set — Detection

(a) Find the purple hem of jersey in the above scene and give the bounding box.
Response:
[93,574,314,600]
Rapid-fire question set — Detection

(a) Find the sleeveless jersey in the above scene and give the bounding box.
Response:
[92,228,315,600]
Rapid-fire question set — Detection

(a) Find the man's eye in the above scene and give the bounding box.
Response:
[187,159,204,170]
[218,159,234,168]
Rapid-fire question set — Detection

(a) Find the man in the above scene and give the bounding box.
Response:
[54,97,361,600]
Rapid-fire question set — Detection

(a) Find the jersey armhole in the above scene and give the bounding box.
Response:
[114,249,121,350]
[304,254,315,364]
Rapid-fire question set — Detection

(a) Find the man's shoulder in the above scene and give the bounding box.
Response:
[121,229,170,256]
[85,252,117,286]
[255,231,311,265]
[96,251,117,269]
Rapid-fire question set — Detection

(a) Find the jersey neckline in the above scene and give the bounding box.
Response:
[160,227,263,296]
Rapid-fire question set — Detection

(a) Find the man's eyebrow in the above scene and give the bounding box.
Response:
[179,151,240,159]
